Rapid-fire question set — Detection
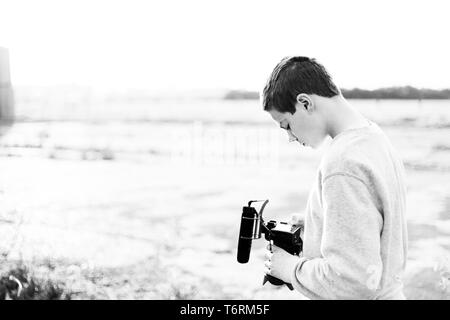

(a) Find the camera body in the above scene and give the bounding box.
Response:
[264,219,302,256]
[237,200,303,290]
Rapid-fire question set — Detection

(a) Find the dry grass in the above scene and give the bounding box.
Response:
[0,262,67,300]
[0,256,234,300]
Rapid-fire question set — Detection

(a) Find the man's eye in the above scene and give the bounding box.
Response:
[280,123,289,130]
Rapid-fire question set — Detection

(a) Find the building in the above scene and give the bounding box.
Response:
[0,47,14,122]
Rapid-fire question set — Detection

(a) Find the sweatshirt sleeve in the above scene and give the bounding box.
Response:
[290,173,384,299]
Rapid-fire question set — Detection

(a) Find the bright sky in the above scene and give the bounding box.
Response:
[0,0,449,92]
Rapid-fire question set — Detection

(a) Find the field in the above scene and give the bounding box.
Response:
[1,97,450,299]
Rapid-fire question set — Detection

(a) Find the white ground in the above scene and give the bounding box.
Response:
[1,99,450,299]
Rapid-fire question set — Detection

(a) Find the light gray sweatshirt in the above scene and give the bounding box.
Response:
[284,121,408,299]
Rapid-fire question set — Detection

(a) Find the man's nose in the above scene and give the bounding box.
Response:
[287,130,297,142]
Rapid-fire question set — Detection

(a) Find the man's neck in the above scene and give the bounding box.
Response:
[322,96,369,139]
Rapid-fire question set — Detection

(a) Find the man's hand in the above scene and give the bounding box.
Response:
[290,213,305,226]
[290,213,305,238]
[264,244,300,284]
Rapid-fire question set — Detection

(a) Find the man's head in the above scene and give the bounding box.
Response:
[261,56,340,148]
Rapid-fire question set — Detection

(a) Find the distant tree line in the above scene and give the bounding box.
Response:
[341,86,450,99]
[224,86,450,100]
[224,90,261,100]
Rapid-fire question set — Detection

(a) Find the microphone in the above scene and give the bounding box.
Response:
[237,205,257,263]
[237,200,268,264]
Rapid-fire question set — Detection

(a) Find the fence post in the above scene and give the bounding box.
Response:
[0,47,14,123]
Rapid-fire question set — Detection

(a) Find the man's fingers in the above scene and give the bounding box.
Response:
[266,243,283,252]
[270,244,281,252]
[290,214,305,226]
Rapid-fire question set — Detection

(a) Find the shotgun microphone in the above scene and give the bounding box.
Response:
[237,200,268,263]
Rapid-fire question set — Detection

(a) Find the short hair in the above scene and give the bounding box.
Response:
[261,56,340,114]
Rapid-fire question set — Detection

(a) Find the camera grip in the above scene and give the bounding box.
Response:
[263,274,294,291]
[262,236,300,291]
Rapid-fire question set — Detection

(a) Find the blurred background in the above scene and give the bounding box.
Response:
[0,0,449,299]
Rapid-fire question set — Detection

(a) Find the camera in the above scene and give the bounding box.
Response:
[237,199,303,290]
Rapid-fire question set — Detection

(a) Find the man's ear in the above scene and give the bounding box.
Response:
[296,93,314,112]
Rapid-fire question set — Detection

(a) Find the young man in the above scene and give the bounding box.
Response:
[262,56,408,300]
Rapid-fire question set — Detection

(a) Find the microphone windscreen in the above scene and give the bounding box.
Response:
[237,207,256,263]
